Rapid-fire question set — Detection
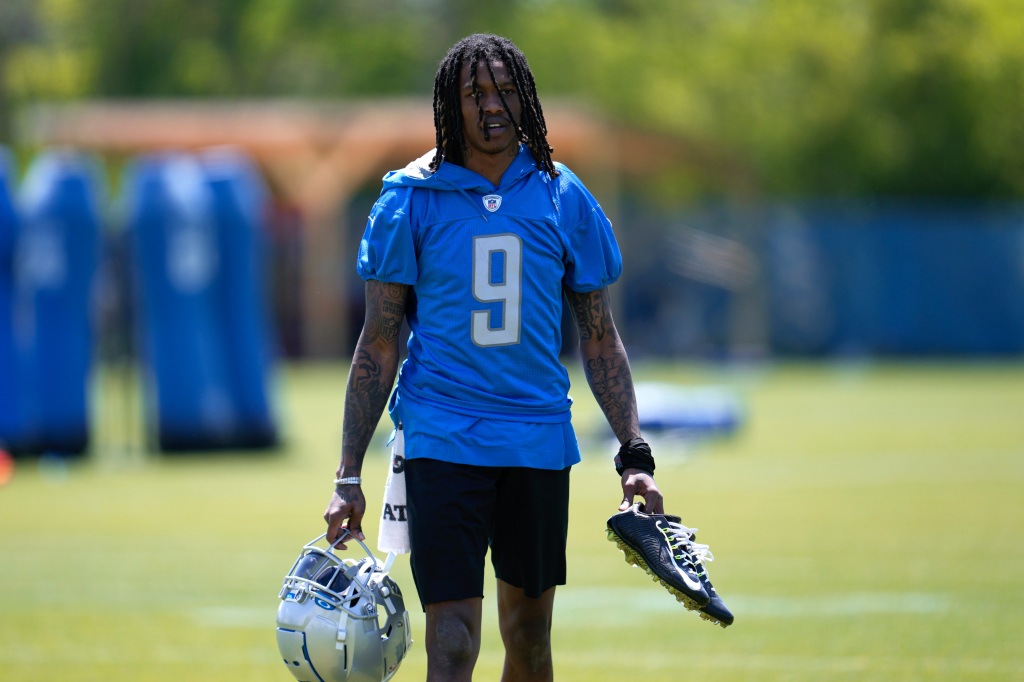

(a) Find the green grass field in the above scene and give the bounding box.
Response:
[2,361,1023,681]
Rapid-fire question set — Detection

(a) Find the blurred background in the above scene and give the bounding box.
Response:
[2,0,1023,455]
[1,2,1023,680]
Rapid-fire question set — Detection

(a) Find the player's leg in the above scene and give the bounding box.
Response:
[496,580,555,681]
[424,598,482,682]
[406,457,500,680]
[490,464,570,681]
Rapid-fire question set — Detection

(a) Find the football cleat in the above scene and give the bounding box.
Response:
[606,503,710,610]
[688,537,734,628]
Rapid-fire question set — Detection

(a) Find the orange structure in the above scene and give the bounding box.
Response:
[23,98,746,356]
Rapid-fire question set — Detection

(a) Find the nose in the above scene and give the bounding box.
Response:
[481,89,505,115]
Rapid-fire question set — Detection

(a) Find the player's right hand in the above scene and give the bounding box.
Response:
[324,485,366,549]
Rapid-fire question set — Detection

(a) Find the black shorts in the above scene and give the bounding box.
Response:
[405,457,571,605]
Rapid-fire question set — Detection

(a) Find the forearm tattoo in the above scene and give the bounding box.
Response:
[567,288,640,443]
[340,281,406,472]
[585,343,639,443]
[341,348,391,464]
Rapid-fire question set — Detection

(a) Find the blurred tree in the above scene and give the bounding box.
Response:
[853,0,1024,197]
[1,0,1022,199]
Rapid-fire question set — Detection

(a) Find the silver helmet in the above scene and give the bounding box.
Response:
[276,532,412,682]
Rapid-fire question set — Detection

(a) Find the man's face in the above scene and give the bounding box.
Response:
[459,59,522,160]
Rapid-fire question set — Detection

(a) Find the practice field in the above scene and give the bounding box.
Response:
[1,361,1022,681]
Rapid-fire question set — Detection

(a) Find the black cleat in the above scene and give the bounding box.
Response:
[606,503,710,610]
[689,537,734,628]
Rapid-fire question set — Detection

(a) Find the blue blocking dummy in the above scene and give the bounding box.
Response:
[7,151,101,455]
[201,148,278,448]
[126,151,277,451]
[0,149,18,448]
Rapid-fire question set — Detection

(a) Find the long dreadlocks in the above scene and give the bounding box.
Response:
[429,34,558,178]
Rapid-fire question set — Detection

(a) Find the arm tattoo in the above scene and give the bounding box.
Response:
[567,287,640,443]
[585,342,639,444]
[362,281,406,345]
[339,280,407,473]
[341,348,391,464]
[565,289,609,342]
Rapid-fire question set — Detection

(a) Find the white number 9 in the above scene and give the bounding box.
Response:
[472,234,522,347]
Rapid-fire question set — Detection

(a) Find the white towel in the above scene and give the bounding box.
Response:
[378,427,410,554]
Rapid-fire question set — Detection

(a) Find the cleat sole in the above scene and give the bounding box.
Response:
[698,611,731,628]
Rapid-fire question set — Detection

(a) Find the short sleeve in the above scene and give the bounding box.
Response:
[356,188,418,284]
[558,166,623,292]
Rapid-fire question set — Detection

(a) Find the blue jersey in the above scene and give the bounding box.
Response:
[358,146,622,468]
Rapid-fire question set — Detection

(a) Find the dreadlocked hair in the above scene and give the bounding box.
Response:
[429,33,559,178]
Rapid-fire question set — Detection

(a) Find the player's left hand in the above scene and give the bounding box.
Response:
[619,469,664,515]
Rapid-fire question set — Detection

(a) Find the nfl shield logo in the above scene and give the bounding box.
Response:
[483,194,502,212]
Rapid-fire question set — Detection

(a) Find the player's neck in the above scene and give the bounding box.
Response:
[463,146,518,186]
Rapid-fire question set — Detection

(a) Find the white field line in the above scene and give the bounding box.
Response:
[191,606,272,627]
[556,650,1024,677]
[554,587,951,617]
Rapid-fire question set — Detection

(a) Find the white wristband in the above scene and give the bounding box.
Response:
[334,476,362,486]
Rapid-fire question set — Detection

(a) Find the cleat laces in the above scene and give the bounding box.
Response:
[689,539,714,567]
[684,532,716,569]
[662,521,707,564]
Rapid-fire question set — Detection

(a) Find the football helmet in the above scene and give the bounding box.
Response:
[276,531,412,682]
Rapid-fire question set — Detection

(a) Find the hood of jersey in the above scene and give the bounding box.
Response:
[381,146,547,220]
